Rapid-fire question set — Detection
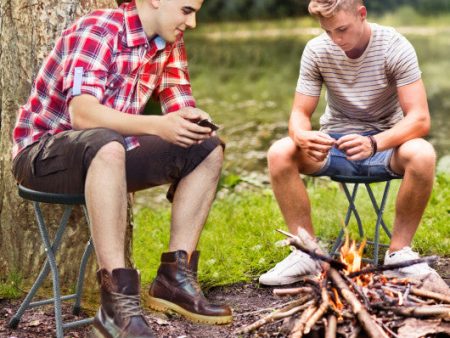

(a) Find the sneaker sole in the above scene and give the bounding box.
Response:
[147,296,232,325]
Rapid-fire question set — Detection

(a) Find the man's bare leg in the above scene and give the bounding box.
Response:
[267,137,325,238]
[85,141,127,271]
[389,139,436,252]
[169,146,223,253]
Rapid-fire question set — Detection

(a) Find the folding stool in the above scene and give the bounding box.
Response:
[329,175,401,265]
[8,185,94,338]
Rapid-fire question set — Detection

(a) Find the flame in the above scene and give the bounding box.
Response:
[339,234,371,286]
[331,288,344,311]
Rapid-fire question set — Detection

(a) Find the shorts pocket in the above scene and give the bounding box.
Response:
[32,137,68,177]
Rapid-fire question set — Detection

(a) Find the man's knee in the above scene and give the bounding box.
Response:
[267,138,297,173]
[95,141,126,164]
[202,144,223,173]
[396,139,436,173]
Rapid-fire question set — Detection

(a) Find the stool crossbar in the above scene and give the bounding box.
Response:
[330,176,398,265]
[8,185,94,337]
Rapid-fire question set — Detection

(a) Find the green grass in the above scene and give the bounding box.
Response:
[0,271,23,299]
[133,174,450,288]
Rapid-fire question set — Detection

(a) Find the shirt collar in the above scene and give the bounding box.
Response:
[122,1,167,50]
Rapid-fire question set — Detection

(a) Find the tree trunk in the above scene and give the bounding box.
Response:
[0,0,131,292]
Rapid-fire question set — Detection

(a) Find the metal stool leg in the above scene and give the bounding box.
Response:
[34,202,70,338]
[8,203,73,331]
[72,239,93,315]
[72,205,93,315]
[332,183,364,254]
[365,182,392,265]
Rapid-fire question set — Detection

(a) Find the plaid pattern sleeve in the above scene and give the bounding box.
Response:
[62,26,113,103]
[156,36,196,114]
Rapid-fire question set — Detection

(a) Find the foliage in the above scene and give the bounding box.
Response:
[133,174,450,288]
[196,0,450,21]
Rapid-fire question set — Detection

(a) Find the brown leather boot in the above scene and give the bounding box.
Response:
[92,268,155,338]
[148,250,232,324]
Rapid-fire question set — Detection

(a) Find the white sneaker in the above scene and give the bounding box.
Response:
[259,249,321,286]
[383,247,437,279]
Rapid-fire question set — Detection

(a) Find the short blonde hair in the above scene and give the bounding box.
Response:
[308,0,363,18]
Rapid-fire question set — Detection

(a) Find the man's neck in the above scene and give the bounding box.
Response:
[346,22,371,59]
[135,0,157,38]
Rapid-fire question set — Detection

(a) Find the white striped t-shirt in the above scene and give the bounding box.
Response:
[296,23,421,133]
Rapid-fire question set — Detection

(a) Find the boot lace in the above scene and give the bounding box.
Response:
[111,292,143,319]
[181,265,202,293]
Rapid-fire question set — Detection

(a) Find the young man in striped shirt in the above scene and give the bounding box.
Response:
[260,0,439,286]
[12,0,231,336]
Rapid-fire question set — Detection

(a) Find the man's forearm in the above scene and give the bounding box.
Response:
[373,112,430,152]
[288,110,313,139]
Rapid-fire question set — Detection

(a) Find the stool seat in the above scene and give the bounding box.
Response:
[330,175,396,184]
[18,185,85,205]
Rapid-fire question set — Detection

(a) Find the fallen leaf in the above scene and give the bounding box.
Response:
[28,320,41,327]
[397,318,450,338]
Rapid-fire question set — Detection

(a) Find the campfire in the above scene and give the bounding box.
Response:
[236,229,450,337]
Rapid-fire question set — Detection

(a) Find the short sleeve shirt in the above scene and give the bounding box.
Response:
[12,0,195,158]
[296,23,421,133]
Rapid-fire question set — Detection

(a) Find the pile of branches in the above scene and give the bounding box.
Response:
[235,230,450,338]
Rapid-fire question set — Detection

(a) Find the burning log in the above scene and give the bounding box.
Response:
[328,268,389,338]
[237,228,450,337]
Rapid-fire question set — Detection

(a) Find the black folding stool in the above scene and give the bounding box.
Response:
[8,185,94,338]
[330,175,401,265]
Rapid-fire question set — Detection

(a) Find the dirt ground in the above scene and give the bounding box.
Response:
[1,258,449,338]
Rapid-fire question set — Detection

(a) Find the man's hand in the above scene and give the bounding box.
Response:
[336,134,373,160]
[292,130,336,162]
[159,108,214,147]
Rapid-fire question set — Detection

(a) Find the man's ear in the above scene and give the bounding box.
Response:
[150,0,161,9]
[358,6,367,21]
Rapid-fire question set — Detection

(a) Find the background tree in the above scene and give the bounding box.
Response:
[0,0,131,291]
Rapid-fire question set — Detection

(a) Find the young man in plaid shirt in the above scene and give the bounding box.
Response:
[12,0,231,336]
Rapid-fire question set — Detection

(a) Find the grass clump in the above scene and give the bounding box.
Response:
[0,271,23,299]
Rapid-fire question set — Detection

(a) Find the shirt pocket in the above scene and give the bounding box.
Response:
[105,74,126,97]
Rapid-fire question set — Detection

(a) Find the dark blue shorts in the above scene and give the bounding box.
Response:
[311,132,403,179]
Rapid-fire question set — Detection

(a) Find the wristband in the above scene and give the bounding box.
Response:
[368,135,377,157]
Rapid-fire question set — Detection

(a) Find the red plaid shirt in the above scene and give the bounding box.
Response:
[13,0,195,158]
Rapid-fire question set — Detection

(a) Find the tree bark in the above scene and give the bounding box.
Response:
[0,0,130,291]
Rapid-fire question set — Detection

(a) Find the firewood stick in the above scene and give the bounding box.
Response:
[276,229,347,270]
[235,299,315,335]
[289,303,317,338]
[347,256,438,278]
[343,274,372,310]
[273,286,314,297]
[329,269,389,338]
[325,314,337,338]
[235,296,310,317]
[374,304,450,318]
[304,285,330,334]
[410,286,450,304]
[374,318,400,338]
